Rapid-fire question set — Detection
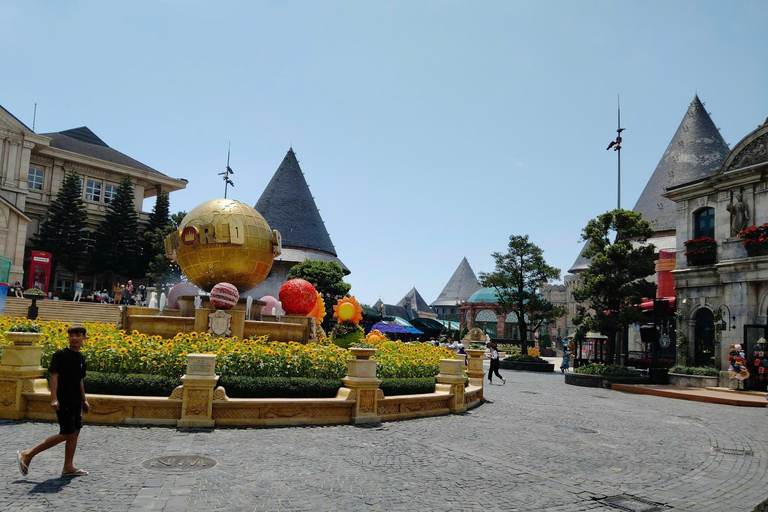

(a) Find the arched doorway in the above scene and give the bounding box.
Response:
[694,309,715,366]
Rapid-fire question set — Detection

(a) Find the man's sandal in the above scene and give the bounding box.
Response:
[16,451,29,476]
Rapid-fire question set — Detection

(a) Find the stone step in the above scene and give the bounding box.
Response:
[3,297,120,325]
[612,383,768,407]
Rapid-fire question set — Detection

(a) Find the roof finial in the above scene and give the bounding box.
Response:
[605,95,624,209]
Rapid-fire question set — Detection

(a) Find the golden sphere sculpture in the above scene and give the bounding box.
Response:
[164,198,282,293]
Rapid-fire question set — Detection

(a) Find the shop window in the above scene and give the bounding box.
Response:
[694,207,715,239]
[85,179,102,202]
[28,166,45,191]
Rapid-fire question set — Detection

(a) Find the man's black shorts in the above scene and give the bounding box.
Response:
[56,405,83,435]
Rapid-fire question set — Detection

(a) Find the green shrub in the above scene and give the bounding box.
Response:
[7,322,41,333]
[669,365,719,377]
[219,376,343,398]
[82,372,180,397]
[380,378,435,396]
[503,354,547,363]
[574,364,640,377]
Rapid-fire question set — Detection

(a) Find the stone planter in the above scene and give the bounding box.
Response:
[565,373,649,389]
[466,349,485,359]
[745,244,768,257]
[668,373,719,388]
[686,253,716,266]
[349,347,376,360]
[5,332,42,346]
[499,360,555,372]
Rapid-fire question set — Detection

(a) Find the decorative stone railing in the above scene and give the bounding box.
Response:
[0,343,485,428]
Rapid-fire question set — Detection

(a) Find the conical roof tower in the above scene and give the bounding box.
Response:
[432,257,481,306]
[632,95,730,232]
[397,287,433,314]
[255,148,348,272]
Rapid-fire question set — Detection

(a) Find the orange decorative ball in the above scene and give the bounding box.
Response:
[279,279,317,315]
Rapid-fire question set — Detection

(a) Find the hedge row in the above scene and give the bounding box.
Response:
[75,373,436,398]
[669,365,719,377]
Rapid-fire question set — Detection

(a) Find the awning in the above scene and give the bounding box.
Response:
[370,321,422,335]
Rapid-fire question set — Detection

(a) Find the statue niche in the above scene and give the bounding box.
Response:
[726,191,750,237]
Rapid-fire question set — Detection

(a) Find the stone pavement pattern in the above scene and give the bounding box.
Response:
[2,369,768,511]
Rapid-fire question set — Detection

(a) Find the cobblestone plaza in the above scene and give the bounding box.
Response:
[2,368,767,512]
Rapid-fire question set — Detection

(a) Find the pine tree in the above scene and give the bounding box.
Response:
[146,209,185,287]
[34,172,88,283]
[91,175,141,278]
[141,191,171,275]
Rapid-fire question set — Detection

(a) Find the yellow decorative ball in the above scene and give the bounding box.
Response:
[165,198,281,293]
[337,302,356,321]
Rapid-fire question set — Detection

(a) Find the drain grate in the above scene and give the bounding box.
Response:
[597,494,668,512]
[711,447,753,456]
[555,425,598,434]
[141,455,217,472]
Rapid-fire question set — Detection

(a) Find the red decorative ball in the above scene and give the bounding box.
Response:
[210,282,240,310]
[278,279,317,315]
[168,282,200,309]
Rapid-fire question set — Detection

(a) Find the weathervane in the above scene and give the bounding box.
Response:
[606,95,625,209]
[219,142,234,198]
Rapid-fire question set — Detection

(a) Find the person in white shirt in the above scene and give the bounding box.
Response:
[486,342,506,385]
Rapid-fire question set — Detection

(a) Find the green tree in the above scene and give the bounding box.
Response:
[146,210,186,289]
[141,191,171,275]
[33,172,88,283]
[91,175,141,278]
[287,260,351,326]
[479,235,564,355]
[572,209,656,363]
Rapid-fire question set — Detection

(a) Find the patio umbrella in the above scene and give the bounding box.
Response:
[371,321,410,334]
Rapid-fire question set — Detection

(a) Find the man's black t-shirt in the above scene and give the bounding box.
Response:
[49,348,86,407]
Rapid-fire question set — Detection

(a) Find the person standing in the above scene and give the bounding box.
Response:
[17,325,90,477]
[486,342,506,385]
[560,346,570,374]
[73,280,84,303]
[113,283,122,304]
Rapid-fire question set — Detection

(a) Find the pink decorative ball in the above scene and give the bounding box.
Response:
[210,282,240,310]
[260,295,278,315]
[278,279,317,315]
[167,282,200,309]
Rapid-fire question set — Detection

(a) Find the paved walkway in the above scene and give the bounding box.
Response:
[2,368,768,511]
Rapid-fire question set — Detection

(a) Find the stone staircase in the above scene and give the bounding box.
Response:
[2,297,121,325]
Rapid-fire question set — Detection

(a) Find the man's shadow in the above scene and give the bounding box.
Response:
[13,476,75,494]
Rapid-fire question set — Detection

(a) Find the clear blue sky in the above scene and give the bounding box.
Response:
[1,1,766,306]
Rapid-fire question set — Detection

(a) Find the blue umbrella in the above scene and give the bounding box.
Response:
[371,321,410,334]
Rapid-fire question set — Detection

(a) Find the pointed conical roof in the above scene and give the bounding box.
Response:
[397,287,432,314]
[255,148,338,256]
[633,95,730,231]
[432,257,481,306]
[567,244,591,274]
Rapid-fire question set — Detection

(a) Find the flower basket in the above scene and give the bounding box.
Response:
[684,236,716,266]
[738,224,768,257]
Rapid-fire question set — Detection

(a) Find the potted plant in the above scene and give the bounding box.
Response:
[684,236,717,266]
[22,288,45,320]
[738,224,768,257]
[5,322,42,346]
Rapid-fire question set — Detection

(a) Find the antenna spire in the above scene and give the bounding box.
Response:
[218,142,234,198]
[606,95,624,209]
[32,103,37,132]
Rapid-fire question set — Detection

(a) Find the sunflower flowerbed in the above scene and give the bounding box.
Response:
[0,317,451,381]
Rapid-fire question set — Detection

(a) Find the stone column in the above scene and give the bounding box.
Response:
[0,334,45,420]
[435,358,466,413]
[465,349,485,388]
[342,348,381,424]
[177,354,218,428]
[496,314,505,338]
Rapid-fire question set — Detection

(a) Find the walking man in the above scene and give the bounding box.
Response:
[73,280,83,302]
[17,325,90,477]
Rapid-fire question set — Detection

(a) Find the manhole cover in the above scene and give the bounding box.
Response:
[711,447,753,456]
[555,425,597,434]
[141,455,217,472]
[598,494,668,511]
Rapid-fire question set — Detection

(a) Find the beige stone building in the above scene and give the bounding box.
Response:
[0,104,187,292]
[665,116,768,389]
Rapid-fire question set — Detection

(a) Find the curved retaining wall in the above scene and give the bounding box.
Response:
[564,373,649,389]
[17,379,484,428]
[499,360,555,372]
